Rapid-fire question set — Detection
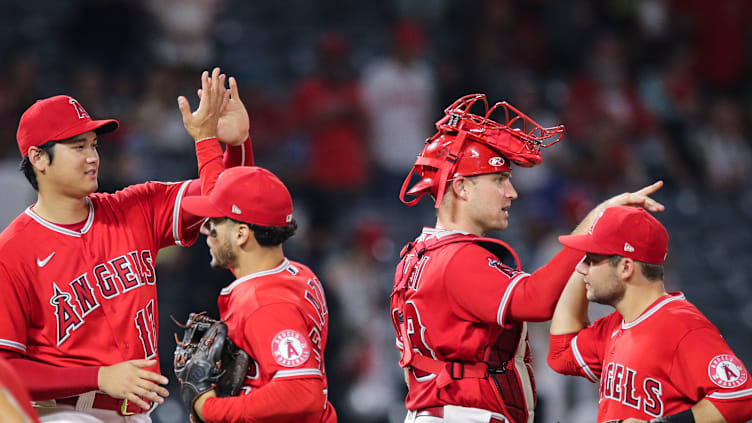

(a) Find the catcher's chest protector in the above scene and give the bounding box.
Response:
[391,233,534,423]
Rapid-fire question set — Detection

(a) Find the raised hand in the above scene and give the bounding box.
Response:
[98,359,169,411]
[572,181,665,235]
[178,67,231,142]
[198,75,249,146]
[599,180,665,213]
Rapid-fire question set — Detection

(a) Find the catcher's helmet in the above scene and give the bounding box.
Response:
[399,94,565,207]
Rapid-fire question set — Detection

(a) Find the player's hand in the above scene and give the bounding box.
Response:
[572,181,665,235]
[178,67,231,142]
[598,180,665,213]
[620,419,646,423]
[198,75,249,146]
[98,359,170,410]
[193,389,216,422]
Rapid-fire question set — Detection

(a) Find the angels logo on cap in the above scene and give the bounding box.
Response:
[271,330,310,367]
[708,354,748,388]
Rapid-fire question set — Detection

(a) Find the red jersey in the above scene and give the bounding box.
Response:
[0,181,200,373]
[560,292,752,422]
[209,258,335,422]
[391,228,535,423]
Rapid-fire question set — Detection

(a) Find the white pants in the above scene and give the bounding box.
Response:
[35,401,152,423]
[404,405,509,423]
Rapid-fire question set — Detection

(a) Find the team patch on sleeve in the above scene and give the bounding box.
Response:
[708,354,748,388]
[271,330,310,367]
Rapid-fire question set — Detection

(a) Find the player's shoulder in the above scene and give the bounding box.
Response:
[0,210,38,250]
[223,260,319,308]
[90,180,185,201]
[660,295,716,331]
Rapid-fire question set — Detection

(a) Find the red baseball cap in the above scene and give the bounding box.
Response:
[16,95,119,157]
[558,206,669,264]
[182,166,293,227]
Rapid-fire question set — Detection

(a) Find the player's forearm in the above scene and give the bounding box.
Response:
[223,136,254,168]
[550,269,590,335]
[201,378,325,422]
[7,358,98,400]
[195,137,224,196]
[506,247,583,322]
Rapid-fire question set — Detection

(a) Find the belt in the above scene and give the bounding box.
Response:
[57,394,147,416]
[416,406,507,422]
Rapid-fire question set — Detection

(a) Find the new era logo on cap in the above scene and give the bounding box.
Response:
[232,205,242,215]
[558,206,669,265]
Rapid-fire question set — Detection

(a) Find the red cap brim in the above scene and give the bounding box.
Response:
[51,119,119,142]
[558,234,617,256]
[182,196,226,218]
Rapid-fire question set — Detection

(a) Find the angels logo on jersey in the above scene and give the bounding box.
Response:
[708,354,748,388]
[272,330,310,367]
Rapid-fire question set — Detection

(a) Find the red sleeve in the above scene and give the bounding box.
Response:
[670,328,752,422]
[2,354,98,400]
[444,245,583,327]
[223,136,254,168]
[506,247,584,322]
[242,303,322,379]
[558,316,616,383]
[444,244,529,326]
[0,263,29,355]
[202,378,326,422]
[546,333,580,376]
[195,137,224,196]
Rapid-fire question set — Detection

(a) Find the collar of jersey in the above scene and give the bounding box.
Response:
[621,292,685,330]
[420,227,470,241]
[220,258,291,296]
[25,198,95,237]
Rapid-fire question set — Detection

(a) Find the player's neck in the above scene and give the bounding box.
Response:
[233,247,285,279]
[33,192,90,224]
[617,283,668,323]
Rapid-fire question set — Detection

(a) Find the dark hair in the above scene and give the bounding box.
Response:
[226,217,298,246]
[19,141,56,191]
[608,255,663,281]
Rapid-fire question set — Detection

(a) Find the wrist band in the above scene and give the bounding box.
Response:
[649,409,695,423]
[195,136,218,143]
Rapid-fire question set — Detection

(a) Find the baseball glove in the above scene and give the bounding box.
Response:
[173,312,252,421]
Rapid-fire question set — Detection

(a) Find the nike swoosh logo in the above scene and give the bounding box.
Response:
[37,252,55,268]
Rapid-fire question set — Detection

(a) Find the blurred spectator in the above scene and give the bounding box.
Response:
[691,97,752,194]
[362,20,435,203]
[146,0,224,68]
[323,219,400,423]
[290,33,369,260]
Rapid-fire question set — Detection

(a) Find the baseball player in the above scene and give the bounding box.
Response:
[180,166,337,422]
[548,206,752,423]
[0,357,40,423]
[392,93,665,423]
[0,67,253,422]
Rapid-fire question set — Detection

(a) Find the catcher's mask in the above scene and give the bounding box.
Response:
[399,94,564,208]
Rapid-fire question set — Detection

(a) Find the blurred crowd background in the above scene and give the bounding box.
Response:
[2,0,752,422]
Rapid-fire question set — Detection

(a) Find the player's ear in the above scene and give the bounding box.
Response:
[451,176,470,201]
[619,257,635,280]
[28,146,50,172]
[235,223,252,247]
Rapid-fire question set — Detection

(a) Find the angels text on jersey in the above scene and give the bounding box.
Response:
[49,249,157,352]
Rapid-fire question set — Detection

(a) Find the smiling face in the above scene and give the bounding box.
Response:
[462,171,518,235]
[37,131,100,198]
[576,253,625,306]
